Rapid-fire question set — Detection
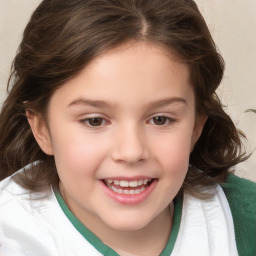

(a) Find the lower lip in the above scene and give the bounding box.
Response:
[100,179,157,205]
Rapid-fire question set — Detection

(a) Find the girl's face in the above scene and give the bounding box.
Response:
[30,42,205,234]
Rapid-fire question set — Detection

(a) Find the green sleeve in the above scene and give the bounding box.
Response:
[221,174,256,256]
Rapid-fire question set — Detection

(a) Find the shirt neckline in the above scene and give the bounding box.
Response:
[54,189,182,256]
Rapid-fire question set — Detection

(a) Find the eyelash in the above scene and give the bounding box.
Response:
[79,115,176,129]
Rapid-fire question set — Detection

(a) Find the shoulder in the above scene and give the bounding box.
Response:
[221,173,256,256]
[221,173,256,215]
[0,174,25,205]
[0,171,52,211]
[0,169,53,222]
[0,174,59,255]
[0,174,103,255]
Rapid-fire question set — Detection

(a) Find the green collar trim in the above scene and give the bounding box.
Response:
[54,189,182,256]
[160,195,182,256]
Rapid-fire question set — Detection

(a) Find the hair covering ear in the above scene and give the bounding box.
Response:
[191,115,207,152]
[26,110,54,155]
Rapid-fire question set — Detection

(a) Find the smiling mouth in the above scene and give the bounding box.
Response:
[103,178,154,195]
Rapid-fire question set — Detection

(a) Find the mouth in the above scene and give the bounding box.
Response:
[102,178,155,195]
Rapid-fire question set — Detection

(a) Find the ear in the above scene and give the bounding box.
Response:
[26,110,53,155]
[191,114,207,152]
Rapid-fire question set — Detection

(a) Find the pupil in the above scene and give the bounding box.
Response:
[89,118,103,126]
[153,116,166,125]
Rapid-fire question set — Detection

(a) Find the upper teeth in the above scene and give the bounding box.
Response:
[106,179,151,188]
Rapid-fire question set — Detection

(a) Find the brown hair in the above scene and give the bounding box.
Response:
[0,0,248,195]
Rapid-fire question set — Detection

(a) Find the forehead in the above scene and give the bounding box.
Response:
[87,41,187,77]
[49,41,194,109]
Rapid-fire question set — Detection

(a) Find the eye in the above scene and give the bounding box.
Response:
[81,117,106,127]
[152,116,167,125]
[149,116,175,126]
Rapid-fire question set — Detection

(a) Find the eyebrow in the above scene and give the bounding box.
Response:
[67,97,187,109]
[147,97,187,109]
[68,99,114,108]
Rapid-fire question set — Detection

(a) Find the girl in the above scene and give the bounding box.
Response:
[0,0,255,255]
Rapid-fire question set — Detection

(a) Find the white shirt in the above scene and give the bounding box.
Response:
[0,173,238,256]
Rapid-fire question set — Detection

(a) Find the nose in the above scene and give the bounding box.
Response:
[111,124,149,164]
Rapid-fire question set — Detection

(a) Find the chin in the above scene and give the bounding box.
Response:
[101,213,155,232]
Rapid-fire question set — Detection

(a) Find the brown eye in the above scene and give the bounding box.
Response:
[87,117,104,126]
[152,116,167,125]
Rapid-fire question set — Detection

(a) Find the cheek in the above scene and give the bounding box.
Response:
[160,146,190,182]
[152,130,192,186]
[153,132,192,165]
[50,127,105,179]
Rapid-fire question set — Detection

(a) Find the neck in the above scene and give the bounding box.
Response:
[82,203,174,256]
[107,203,174,256]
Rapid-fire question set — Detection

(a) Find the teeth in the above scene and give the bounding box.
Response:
[129,181,138,187]
[123,190,130,195]
[106,179,151,188]
[120,180,129,187]
[137,180,143,186]
[105,178,153,195]
[129,190,135,195]
[139,187,145,194]
[143,179,149,185]
[108,185,146,195]
[112,186,118,193]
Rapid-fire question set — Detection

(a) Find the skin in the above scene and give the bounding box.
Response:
[28,41,206,256]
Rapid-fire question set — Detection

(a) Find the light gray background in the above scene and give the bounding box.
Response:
[0,0,255,181]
